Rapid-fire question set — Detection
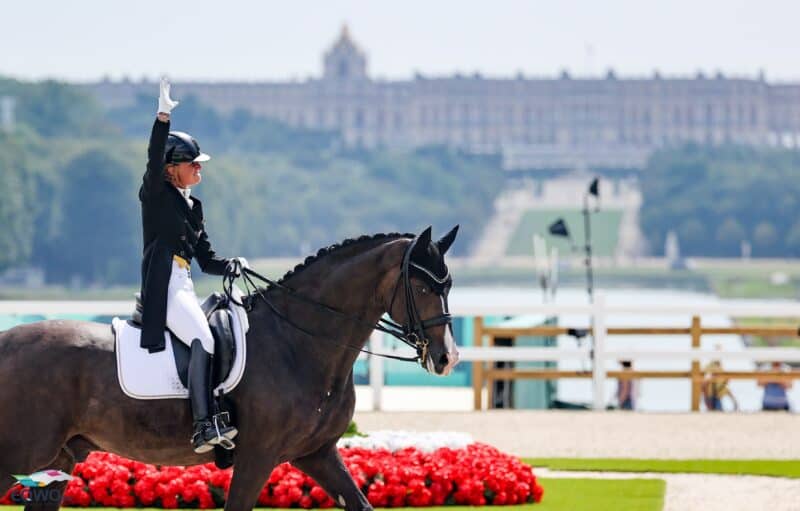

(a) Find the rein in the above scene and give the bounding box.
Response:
[221,239,452,366]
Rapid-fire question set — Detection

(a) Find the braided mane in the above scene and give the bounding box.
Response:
[276,232,415,284]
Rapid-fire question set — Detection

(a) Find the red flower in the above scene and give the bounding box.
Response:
[49,442,541,507]
[309,485,329,503]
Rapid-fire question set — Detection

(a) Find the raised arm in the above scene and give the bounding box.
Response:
[140,78,179,201]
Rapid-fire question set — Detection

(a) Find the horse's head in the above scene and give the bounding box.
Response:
[385,225,460,376]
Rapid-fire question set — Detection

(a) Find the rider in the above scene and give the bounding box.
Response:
[139,77,248,453]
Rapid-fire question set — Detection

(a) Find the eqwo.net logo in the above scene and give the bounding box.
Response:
[9,470,73,504]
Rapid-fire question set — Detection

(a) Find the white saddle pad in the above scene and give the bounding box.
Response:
[112,288,249,400]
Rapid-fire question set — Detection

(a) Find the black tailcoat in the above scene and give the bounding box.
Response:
[139,119,229,352]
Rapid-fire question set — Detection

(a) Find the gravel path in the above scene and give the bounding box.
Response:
[353,411,800,511]
[353,410,800,458]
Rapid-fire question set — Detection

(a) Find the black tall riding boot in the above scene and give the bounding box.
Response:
[188,339,214,453]
[188,339,236,453]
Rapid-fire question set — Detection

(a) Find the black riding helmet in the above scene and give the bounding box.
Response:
[165,131,211,164]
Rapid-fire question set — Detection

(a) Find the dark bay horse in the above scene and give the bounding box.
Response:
[0,226,459,511]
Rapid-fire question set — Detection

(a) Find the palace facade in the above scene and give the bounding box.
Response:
[84,26,800,170]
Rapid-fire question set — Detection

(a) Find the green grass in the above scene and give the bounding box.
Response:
[506,209,623,257]
[0,478,665,511]
[452,265,708,291]
[693,265,800,299]
[733,317,800,348]
[706,275,798,299]
[534,478,664,511]
[525,458,800,478]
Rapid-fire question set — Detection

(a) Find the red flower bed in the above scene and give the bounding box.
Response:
[1,443,543,507]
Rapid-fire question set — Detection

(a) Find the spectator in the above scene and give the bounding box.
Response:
[758,361,792,412]
[616,360,638,410]
[702,359,739,411]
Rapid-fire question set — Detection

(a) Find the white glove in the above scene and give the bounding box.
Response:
[157,77,179,115]
[235,257,250,271]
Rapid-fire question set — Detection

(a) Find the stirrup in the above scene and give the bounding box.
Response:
[215,437,236,450]
[212,411,237,437]
[210,412,237,450]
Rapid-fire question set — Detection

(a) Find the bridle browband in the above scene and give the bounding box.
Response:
[222,235,453,366]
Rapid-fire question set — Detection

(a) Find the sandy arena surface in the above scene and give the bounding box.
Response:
[353,411,800,511]
[353,410,800,459]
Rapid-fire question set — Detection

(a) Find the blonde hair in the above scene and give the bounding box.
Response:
[164,164,179,187]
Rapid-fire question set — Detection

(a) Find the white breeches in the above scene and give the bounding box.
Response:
[166,260,214,354]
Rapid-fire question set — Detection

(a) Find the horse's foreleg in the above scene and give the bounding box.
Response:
[224,448,276,511]
[23,447,75,511]
[292,441,372,511]
[0,474,14,499]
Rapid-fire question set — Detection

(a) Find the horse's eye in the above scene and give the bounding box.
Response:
[419,286,429,295]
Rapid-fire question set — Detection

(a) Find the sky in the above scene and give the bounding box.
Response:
[2,0,798,83]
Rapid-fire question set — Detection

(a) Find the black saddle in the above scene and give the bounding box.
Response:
[131,292,237,390]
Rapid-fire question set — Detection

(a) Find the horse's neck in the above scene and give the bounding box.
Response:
[266,240,403,381]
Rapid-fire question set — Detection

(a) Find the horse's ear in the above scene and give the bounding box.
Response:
[436,225,459,255]
[418,226,433,246]
[411,226,433,258]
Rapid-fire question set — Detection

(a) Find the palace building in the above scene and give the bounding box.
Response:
[84,26,800,170]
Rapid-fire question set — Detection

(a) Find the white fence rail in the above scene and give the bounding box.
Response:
[455,347,800,363]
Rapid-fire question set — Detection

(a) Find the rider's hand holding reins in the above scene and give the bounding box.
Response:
[157,77,179,121]
[226,257,250,278]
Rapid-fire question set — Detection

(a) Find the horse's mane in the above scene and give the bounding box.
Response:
[275,232,415,285]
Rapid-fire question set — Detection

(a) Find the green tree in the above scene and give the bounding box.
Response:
[0,79,505,281]
[641,144,800,257]
[716,218,746,245]
[787,221,800,256]
[44,150,140,285]
[0,136,35,270]
[0,78,110,138]
[677,218,708,249]
[753,222,778,254]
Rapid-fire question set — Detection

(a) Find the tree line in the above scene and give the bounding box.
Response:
[640,144,800,257]
[0,78,503,285]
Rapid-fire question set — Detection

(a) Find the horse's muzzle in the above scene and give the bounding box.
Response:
[430,347,460,376]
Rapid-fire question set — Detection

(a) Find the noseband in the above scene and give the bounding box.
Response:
[223,235,452,366]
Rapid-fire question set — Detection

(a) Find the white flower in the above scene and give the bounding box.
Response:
[337,430,474,452]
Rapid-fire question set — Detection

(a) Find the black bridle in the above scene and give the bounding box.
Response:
[385,234,453,365]
[222,236,453,366]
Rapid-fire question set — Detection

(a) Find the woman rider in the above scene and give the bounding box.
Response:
[139,77,249,453]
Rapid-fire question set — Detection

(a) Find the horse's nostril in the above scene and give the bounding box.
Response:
[438,353,449,367]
